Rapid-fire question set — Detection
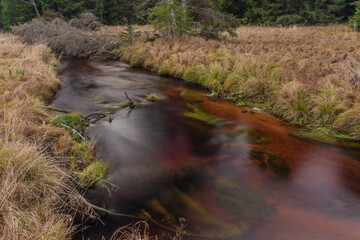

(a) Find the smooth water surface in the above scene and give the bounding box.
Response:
[54,59,360,240]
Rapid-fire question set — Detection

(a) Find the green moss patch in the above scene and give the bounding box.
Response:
[47,114,86,141]
[184,103,223,126]
[79,161,108,188]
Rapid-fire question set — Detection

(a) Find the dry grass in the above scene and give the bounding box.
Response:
[110,220,186,240]
[98,25,155,39]
[119,24,360,140]
[110,221,153,240]
[0,34,98,239]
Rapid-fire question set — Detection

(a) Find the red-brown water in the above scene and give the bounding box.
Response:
[54,59,360,240]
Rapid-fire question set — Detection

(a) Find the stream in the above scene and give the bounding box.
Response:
[54,59,360,240]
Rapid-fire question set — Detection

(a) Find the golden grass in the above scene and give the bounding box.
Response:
[98,25,155,40]
[119,24,360,140]
[0,34,98,239]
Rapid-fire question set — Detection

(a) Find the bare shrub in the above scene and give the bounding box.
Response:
[69,12,101,30]
[13,14,120,59]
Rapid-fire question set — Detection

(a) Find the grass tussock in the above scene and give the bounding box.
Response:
[119,25,360,140]
[146,93,160,102]
[0,34,100,239]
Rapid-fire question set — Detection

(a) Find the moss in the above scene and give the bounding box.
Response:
[290,128,360,147]
[79,161,108,188]
[47,114,86,141]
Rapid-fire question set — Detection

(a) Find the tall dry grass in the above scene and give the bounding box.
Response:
[0,34,97,239]
[119,25,360,140]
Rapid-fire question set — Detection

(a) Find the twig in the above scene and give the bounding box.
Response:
[124,92,133,104]
[85,113,106,122]
[39,118,46,125]
[57,123,86,143]
[88,204,200,237]
[57,51,64,61]
[47,107,71,114]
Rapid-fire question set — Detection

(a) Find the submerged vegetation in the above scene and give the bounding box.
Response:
[118,25,360,141]
[0,34,106,239]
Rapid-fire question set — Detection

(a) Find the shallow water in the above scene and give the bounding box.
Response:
[54,59,360,240]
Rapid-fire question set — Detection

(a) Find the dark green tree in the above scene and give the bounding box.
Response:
[1,0,33,30]
[0,1,3,29]
[38,0,85,20]
[148,0,193,37]
[350,0,360,30]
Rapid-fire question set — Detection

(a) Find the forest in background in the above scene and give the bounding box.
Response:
[0,0,359,30]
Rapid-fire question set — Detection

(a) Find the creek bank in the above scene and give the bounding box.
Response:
[0,34,106,239]
[116,25,360,143]
[13,19,360,143]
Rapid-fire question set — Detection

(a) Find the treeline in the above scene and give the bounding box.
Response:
[0,0,359,30]
[225,0,358,25]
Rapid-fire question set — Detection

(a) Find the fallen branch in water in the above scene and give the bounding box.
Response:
[89,203,201,238]
[85,113,107,123]
[124,92,141,109]
[48,107,108,123]
[124,92,133,103]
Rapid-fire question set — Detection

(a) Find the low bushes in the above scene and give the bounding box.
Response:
[13,14,120,59]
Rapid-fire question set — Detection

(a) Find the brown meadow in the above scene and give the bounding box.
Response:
[0,34,99,239]
[118,25,360,140]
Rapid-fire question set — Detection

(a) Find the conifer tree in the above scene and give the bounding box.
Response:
[0,1,3,29]
[350,1,360,30]
[1,0,33,30]
[148,0,192,37]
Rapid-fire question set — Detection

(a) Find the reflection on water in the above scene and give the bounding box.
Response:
[54,60,360,240]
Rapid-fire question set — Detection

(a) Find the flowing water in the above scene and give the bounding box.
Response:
[54,59,360,240]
